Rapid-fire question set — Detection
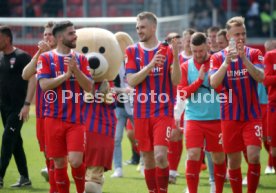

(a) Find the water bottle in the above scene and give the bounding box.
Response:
[159,40,169,56]
[229,37,238,62]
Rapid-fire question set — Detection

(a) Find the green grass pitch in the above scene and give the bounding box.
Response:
[0,107,275,192]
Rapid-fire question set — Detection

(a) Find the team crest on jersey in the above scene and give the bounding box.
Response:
[258,55,264,61]
[37,60,42,71]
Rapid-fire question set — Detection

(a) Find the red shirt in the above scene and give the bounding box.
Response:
[125,42,176,118]
[264,49,276,106]
[37,50,91,124]
[209,47,263,121]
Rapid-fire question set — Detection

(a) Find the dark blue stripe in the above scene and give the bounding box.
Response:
[208,69,217,75]
[162,53,169,116]
[98,104,103,134]
[134,45,141,118]
[110,108,116,138]
[125,69,137,74]
[37,74,51,80]
[83,103,90,122]
[255,64,264,69]
[89,103,97,132]
[153,49,160,117]
[238,57,248,120]
[103,104,109,136]
[49,53,59,118]
[57,55,68,121]
[144,51,151,118]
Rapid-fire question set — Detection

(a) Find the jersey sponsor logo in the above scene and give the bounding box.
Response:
[227,68,248,79]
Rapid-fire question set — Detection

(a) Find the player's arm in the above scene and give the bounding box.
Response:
[242,56,264,82]
[19,75,36,122]
[39,72,72,91]
[170,38,182,85]
[210,52,232,89]
[22,50,41,80]
[22,41,51,80]
[127,50,165,87]
[263,52,276,86]
[238,42,264,82]
[178,63,204,98]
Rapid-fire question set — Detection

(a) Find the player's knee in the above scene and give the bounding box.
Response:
[85,181,102,193]
[187,151,200,161]
[68,157,83,168]
[155,152,167,166]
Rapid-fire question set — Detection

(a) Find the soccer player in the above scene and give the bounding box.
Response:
[22,21,58,192]
[37,21,93,193]
[216,29,228,51]
[210,16,264,193]
[125,11,181,193]
[166,32,184,184]
[0,25,35,188]
[176,32,226,193]
[179,28,196,63]
[263,42,276,173]
[207,26,220,54]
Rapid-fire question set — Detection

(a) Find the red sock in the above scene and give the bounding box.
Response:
[186,160,200,193]
[55,167,70,193]
[176,140,183,169]
[144,168,157,193]
[214,163,226,193]
[247,163,260,193]
[228,168,242,193]
[156,167,169,193]
[71,163,85,193]
[168,141,179,171]
[49,160,58,193]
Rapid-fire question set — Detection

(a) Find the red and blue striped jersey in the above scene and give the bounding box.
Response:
[83,82,117,138]
[179,51,192,65]
[125,42,176,118]
[209,46,263,121]
[35,82,45,118]
[37,50,91,124]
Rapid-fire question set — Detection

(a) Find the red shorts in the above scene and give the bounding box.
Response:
[44,117,85,158]
[267,105,276,147]
[185,120,223,152]
[260,104,268,139]
[221,120,262,153]
[134,116,174,152]
[85,132,114,170]
[36,117,45,152]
